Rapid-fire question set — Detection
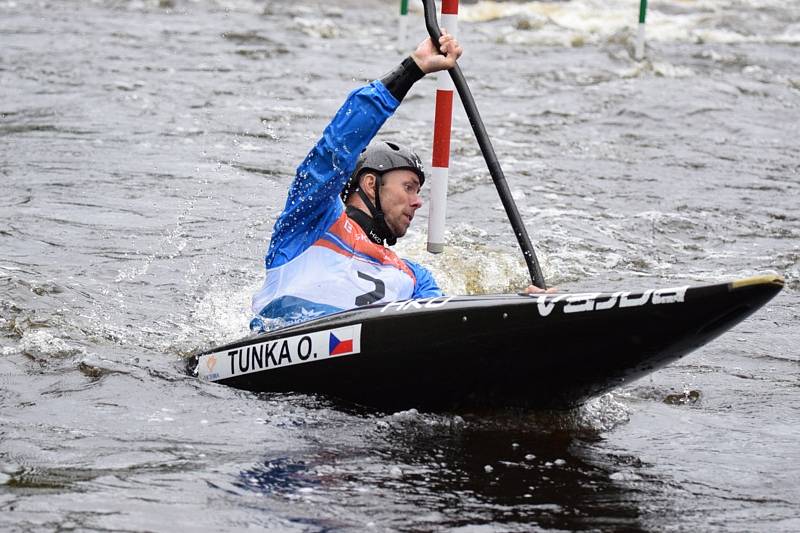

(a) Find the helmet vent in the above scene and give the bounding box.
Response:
[385,141,400,151]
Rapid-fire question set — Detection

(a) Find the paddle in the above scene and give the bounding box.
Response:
[420,0,547,290]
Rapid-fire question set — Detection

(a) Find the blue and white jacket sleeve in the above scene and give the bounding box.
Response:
[405,260,444,298]
[264,81,400,269]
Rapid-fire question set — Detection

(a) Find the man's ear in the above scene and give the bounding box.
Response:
[358,172,377,201]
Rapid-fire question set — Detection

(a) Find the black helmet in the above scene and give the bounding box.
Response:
[342,140,425,200]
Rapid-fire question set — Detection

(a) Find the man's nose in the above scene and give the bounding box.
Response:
[410,192,423,208]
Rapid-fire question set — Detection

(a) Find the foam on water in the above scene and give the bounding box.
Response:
[395,226,534,294]
[461,0,800,46]
[13,330,86,359]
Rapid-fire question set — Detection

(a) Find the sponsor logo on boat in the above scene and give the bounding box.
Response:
[203,355,220,380]
[533,286,689,317]
[197,324,362,382]
[380,295,454,313]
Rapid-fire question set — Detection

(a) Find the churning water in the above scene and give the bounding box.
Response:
[1,0,798,530]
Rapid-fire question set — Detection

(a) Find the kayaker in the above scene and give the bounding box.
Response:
[251,31,547,332]
[248,32,461,331]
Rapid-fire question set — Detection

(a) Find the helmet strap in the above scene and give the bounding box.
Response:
[351,173,397,246]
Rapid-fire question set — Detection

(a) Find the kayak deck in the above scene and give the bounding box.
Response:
[189,275,783,411]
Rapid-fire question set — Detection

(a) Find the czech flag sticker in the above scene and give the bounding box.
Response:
[329,326,360,356]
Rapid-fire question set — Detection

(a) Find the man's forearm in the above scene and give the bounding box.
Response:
[380,56,425,103]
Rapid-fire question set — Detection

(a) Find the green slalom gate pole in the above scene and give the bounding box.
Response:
[399,0,409,47]
[635,0,648,60]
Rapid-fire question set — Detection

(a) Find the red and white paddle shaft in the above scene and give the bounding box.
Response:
[426,0,459,254]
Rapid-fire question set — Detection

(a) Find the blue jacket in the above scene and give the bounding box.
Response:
[251,80,442,331]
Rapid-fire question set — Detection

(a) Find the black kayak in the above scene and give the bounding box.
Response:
[189,274,783,411]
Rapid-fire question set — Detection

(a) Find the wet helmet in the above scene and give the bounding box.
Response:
[341,141,425,200]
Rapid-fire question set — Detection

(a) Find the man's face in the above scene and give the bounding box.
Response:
[372,169,423,238]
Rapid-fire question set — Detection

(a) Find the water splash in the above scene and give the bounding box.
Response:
[11,329,86,360]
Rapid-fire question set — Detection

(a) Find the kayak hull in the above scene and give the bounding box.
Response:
[190,275,783,411]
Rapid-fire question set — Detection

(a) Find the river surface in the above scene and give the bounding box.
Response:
[1,0,799,531]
